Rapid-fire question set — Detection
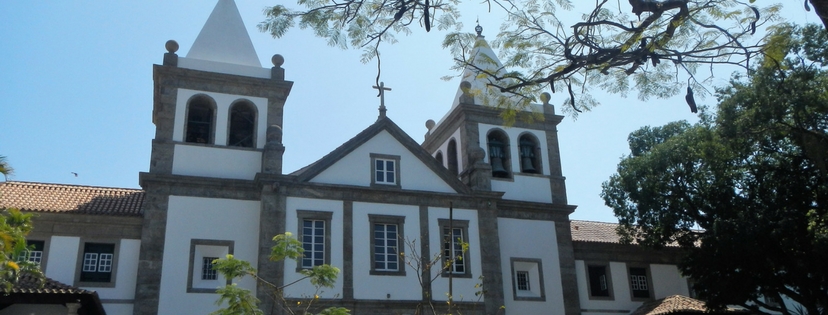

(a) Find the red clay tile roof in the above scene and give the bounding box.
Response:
[571,220,626,244]
[0,181,144,216]
[7,272,96,295]
[630,295,749,315]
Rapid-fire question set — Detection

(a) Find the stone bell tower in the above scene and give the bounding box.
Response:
[134,1,293,314]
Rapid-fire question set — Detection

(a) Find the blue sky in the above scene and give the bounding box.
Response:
[0,1,817,223]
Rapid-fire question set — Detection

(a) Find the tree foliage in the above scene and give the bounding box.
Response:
[0,156,44,291]
[252,0,828,115]
[602,24,828,315]
[211,232,349,315]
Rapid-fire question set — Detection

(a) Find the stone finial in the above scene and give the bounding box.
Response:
[425,119,436,130]
[475,23,483,37]
[266,125,283,144]
[271,54,286,80]
[163,40,179,66]
[459,81,475,105]
[165,40,179,53]
[272,54,284,67]
[540,92,550,105]
[469,146,486,164]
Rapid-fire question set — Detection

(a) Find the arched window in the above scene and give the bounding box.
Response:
[447,139,459,176]
[518,134,540,174]
[228,101,257,148]
[487,130,510,178]
[185,96,215,144]
[435,151,444,167]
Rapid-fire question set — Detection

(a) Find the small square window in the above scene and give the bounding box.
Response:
[511,258,545,301]
[369,214,406,276]
[202,257,218,280]
[187,239,233,293]
[370,154,401,188]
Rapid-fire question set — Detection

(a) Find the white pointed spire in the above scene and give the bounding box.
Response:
[451,25,510,108]
[186,0,261,67]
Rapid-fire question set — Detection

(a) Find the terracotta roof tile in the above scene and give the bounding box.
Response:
[0,181,144,216]
[7,272,97,295]
[571,220,626,244]
[630,295,749,315]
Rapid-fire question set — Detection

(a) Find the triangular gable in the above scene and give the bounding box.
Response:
[294,117,471,194]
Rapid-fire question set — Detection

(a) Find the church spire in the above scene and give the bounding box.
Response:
[186,0,261,67]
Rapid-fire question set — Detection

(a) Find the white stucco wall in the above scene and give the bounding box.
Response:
[172,144,262,180]
[310,130,456,193]
[651,264,690,299]
[173,89,268,148]
[352,202,422,300]
[283,197,344,299]
[44,236,80,285]
[498,218,566,315]
[158,196,261,315]
[427,207,482,302]
[102,303,134,315]
[478,123,553,203]
[432,128,464,173]
[179,57,271,79]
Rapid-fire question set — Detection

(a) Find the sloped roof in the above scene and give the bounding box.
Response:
[571,220,626,244]
[0,181,144,216]
[292,116,472,194]
[630,295,749,315]
[1,272,107,315]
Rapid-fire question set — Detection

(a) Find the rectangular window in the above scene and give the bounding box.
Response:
[17,240,44,266]
[302,219,326,268]
[369,214,406,276]
[375,159,396,184]
[374,223,398,271]
[296,210,332,271]
[370,154,401,188]
[202,257,218,280]
[438,218,470,278]
[187,239,234,293]
[516,271,530,291]
[511,258,545,301]
[587,265,612,298]
[80,243,115,283]
[629,267,651,299]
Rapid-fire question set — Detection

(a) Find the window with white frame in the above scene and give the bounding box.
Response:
[371,154,401,187]
[438,219,471,278]
[80,243,115,283]
[188,239,233,293]
[511,258,545,301]
[297,210,332,270]
[302,219,326,268]
[17,240,44,266]
[369,214,405,276]
[629,266,652,299]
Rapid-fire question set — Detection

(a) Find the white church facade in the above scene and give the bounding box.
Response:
[0,1,694,314]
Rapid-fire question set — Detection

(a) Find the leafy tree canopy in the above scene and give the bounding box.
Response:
[601,24,828,315]
[255,0,828,115]
[0,156,44,291]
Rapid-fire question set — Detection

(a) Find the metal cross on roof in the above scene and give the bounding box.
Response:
[372,81,391,118]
